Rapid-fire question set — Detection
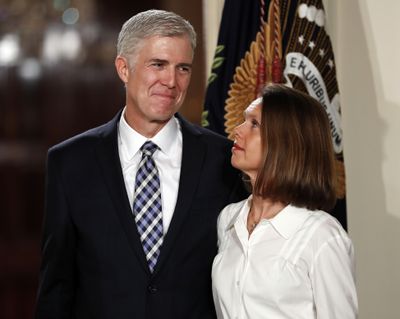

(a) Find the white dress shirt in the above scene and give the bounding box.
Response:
[118,108,182,233]
[212,196,358,319]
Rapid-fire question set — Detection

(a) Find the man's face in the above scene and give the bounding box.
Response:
[116,35,193,135]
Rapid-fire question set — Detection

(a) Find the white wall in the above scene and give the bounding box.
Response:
[204,1,400,317]
[328,1,400,317]
[202,0,224,80]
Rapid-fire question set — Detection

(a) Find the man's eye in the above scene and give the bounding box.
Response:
[178,66,191,73]
[151,62,164,68]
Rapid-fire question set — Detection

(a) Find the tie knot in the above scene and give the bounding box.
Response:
[140,141,158,157]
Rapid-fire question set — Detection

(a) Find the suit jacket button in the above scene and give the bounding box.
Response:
[148,285,158,294]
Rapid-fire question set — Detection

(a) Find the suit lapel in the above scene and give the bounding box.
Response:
[153,115,206,275]
[95,111,150,274]
[95,112,207,276]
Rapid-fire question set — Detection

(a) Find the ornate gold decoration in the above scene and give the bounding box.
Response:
[224,31,261,139]
[224,0,283,139]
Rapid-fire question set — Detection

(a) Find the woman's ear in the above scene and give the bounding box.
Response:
[115,56,129,83]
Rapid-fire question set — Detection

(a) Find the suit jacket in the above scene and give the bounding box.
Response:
[35,111,247,319]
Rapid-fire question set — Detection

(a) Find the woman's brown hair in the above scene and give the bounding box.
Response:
[253,84,337,211]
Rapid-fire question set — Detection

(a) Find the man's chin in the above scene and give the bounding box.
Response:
[150,117,172,124]
[152,107,180,120]
[149,111,177,123]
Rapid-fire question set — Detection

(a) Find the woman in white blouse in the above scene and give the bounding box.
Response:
[212,84,358,319]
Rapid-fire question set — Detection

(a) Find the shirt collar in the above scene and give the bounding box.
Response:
[228,196,312,239]
[227,196,252,230]
[268,205,312,239]
[119,107,180,160]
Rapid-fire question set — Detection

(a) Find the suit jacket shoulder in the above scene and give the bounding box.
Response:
[49,111,119,157]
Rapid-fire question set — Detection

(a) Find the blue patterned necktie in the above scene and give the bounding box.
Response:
[133,141,163,272]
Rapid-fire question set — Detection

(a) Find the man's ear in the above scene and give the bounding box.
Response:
[115,56,129,83]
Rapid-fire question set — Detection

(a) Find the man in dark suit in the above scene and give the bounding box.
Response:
[35,9,247,319]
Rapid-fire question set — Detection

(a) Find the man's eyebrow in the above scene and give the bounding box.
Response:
[147,59,192,68]
[177,62,193,68]
[149,58,167,63]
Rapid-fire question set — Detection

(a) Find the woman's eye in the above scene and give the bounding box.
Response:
[251,119,259,128]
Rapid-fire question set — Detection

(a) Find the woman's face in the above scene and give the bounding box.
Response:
[231,98,263,182]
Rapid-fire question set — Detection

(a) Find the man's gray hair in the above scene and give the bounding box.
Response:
[117,9,196,59]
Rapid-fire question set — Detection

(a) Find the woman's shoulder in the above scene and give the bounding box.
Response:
[301,210,352,247]
[283,209,353,265]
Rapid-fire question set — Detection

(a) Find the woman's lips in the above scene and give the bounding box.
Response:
[232,142,244,152]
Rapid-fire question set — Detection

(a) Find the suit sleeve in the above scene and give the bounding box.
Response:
[35,149,76,319]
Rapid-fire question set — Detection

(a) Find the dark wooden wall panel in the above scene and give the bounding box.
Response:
[0,1,204,318]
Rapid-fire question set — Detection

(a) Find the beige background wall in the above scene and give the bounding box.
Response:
[329,1,400,318]
[204,0,400,317]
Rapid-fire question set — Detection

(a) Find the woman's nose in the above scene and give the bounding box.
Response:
[233,122,244,138]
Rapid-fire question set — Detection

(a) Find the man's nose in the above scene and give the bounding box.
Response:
[161,67,176,88]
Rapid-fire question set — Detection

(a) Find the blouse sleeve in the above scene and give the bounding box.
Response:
[310,232,358,319]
